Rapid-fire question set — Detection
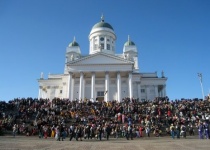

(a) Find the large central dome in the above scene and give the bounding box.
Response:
[92,21,114,30]
[89,15,116,55]
[91,15,114,30]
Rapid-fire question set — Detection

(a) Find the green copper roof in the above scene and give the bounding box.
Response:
[69,41,79,47]
[124,41,135,46]
[92,22,114,30]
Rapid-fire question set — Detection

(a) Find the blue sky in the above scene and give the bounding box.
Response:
[0,0,209,101]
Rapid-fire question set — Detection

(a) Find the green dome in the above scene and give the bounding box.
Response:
[68,41,79,47]
[124,41,135,46]
[92,15,114,31]
[92,22,114,30]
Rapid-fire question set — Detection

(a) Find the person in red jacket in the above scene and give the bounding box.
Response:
[139,125,144,137]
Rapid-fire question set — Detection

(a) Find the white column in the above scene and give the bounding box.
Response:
[79,72,83,100]
[38,86,42,99]
[146,86,150,101]
[97,36,100,50]
[90,38,93,52]
[68,72,72,100]
[163,85,166,97]
[41,87,45,99]
[62,85,65,99]
[104,36,107,49]
[105,71,110,102]
[82,79,86,101]
[44,87,48,99]
[128,72,133,100]
[155,85,158,98]
[48,86,51,100]
[117,72,121,102]
[71,78,74,101]
[92,38,94,52]
[49,86,55,101]
[137,82,141,101]
[160,85,164,97]
[91,72,95,101]
[159,89,162,97]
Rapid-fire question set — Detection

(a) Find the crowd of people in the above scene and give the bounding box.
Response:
[0,96,210,140]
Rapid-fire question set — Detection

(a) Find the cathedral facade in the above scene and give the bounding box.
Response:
[38,16,167,102]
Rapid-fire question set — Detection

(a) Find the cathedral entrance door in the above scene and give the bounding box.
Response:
[96,97,104,102]
[96,91,104,102]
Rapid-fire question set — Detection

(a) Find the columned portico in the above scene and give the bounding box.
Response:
[91,72,95,101]
[117,72,121,102]
[128,72,133,100]
[79,72,84,100]
[105,71,110,102]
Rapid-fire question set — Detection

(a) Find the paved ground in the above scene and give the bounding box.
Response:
[0,136,209,150]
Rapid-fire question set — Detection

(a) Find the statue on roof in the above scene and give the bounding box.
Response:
[41,72,44,79]
[161,70,165,78]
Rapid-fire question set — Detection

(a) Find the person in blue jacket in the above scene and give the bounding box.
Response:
[197,121,204,139]
[203,121,209,139]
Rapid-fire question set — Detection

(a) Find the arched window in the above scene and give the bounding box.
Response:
[107,44,110,50]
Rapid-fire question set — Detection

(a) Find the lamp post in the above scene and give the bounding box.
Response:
[198,73,205,100]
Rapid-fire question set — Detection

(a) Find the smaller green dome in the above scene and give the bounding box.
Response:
[124,35,135,46]
[68,37,79,47]
[69,41,79,47]
[124,41,135,46]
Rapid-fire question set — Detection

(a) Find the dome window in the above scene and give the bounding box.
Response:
[107,44,110,50]
[100,37,104,41]
[100,43,104,49]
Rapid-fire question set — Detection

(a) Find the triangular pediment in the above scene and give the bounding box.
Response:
[68,52,133,65]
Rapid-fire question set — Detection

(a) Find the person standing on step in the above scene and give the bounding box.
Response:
[105,124,111,140]
[12,124,17,137]
[197,122,204,139]
[69,125,75,141]
[203,121,209,139]
[170,124,175,139]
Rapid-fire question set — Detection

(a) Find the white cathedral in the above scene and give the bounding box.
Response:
[38,16,167,102]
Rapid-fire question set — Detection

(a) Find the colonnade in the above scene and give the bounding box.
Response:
[67,71,133,102]
[66,72,166,101]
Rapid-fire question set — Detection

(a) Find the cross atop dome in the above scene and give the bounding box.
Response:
[101,14,104,22]
[68,36,80,47]
[124,35,135,46]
